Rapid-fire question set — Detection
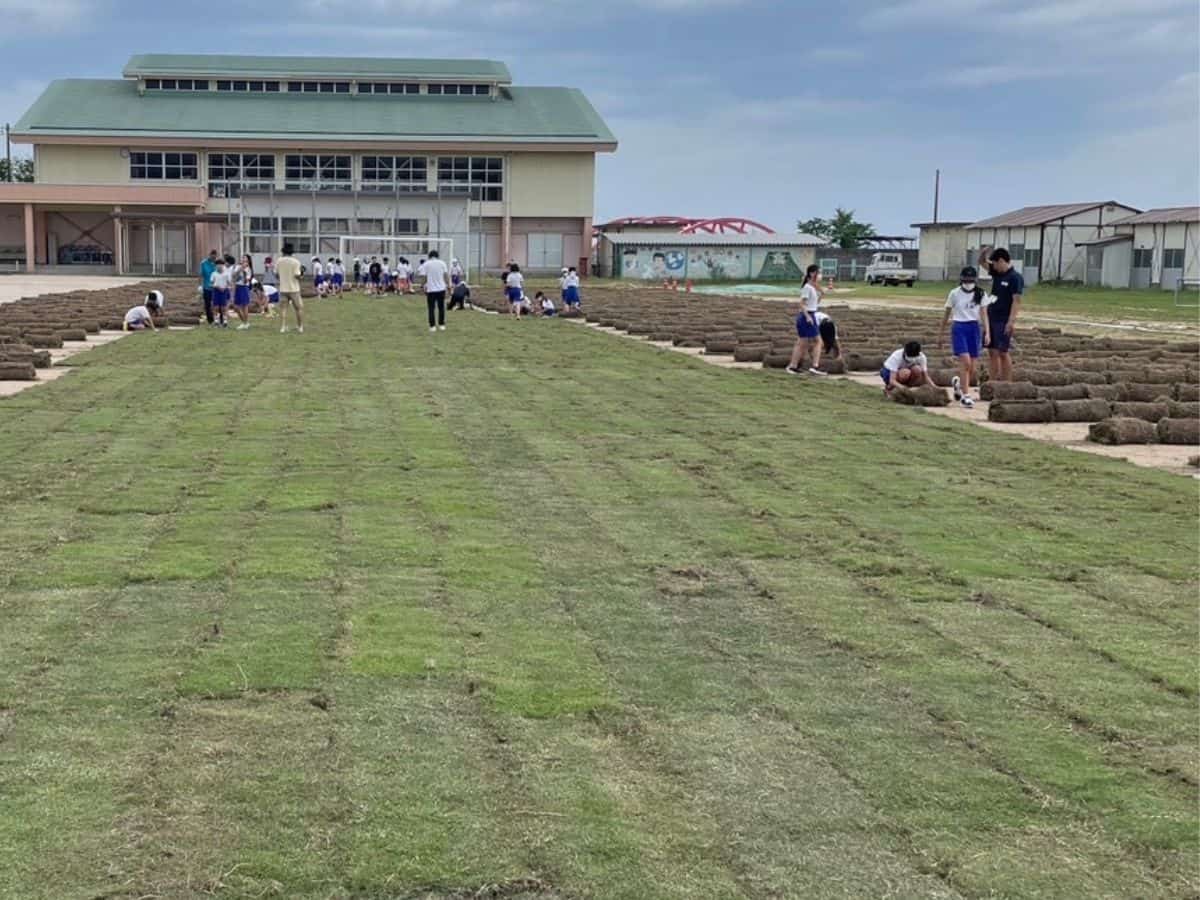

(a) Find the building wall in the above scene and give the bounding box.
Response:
[507,153,594,218]
[37,144,135,185]
[0,205,24,250]
[606,241,817,281]
[916,225,968,281]
[1120,221,1200,289]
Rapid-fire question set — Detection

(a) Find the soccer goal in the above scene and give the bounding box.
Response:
[335,236,458,277]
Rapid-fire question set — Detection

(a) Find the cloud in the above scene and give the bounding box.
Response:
[0,0,91,33]
[0,80,48,143]
[933,64,1090,88]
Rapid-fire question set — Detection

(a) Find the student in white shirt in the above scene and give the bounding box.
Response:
[144,289,166,326]
[505,263,525,317]
[937,266,993,408]
[209,260,232,328]
[880,342,932,395]
[536,291,556,317]
[814,311,841,361]
[123,299,159,332]
[786,264,826,375]
[450,258,464,286]
[418,250,450,331]
[312,257,326,296]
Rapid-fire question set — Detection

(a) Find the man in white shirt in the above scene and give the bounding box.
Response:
[275,244,305,333]
[418,250,450,332]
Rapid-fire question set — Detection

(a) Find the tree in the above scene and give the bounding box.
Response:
[796,207,878,249]
[0,157,34,182]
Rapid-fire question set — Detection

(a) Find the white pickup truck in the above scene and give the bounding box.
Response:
[864,252,917,287]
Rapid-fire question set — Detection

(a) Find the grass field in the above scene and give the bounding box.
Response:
[0,297,1197,899]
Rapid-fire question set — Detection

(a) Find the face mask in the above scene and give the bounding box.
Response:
[961,282,976,292]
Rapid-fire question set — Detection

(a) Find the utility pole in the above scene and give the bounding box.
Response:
[933,169,940,224]
[5,123,12,182]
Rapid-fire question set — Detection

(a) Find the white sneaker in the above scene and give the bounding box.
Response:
[808,367,828,376]
[236,323,249,331]
[951,375,962,400]
[961,396,975,408]
[430,326,437,333]
[280,326,288,333]
[297,326,304,334]
[439,325,446,331]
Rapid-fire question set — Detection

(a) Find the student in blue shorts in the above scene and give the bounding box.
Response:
[985,248,1023,383]
[563,266,582,309]
[209,258,232,328]
[937,266,992,408]
[880,341,931,395]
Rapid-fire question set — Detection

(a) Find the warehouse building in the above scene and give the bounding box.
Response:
[909,221,971,281]
[1110,207,1199,289]
[598,232,825,281]
[965,202,1139,285]
[0,54,616,276]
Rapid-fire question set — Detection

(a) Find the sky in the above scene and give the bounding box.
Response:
[1,0,1197,234]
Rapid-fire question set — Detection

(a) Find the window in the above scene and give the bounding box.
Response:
[220,80,279,92]
[361,155,428,192]
[1009,243,1024,262]
[130,151,198,180]
[1163,249,1185,269]
[427,83,490,96]
[437,156,502,202]
[288,81,349,93]
[394,219,428,235]
[249,217,277,232]
[146,78,206,91]
[1023,248,1041,269]
[280,217,310,234]
[284,155,351,191]
[354,218,386,235]
[319,218,351,235]
[1133,248,1154,268]
[208,153,276,196]
[361,82,420,94]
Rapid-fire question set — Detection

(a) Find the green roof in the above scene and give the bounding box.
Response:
[13,79,616,147]
[123,54,512,82]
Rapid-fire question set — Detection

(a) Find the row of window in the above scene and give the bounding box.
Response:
[1135,248,1186,269]
[140,151,503,200]
[144,79,491,96]
[247,217,428,235]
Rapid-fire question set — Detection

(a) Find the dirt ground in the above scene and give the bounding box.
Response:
[0,273,150,306]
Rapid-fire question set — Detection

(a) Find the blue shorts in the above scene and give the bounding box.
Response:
[951,320,982,358]
[506,286,523,302]
[234,285,251,307]
[314,275,324,285]
[987,312,1012,352]
[796,312,819,339]
[267,293,279,304]
[333,274,344,286]
[880,367,894,386]
[212,289,230,307]
[451,274,461,286]
[564,285,580,304]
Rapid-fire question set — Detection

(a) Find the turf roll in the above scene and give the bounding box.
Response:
[1109,401,1170,422]
[0,362,37,380]
[1084,384,1120,401]
[762,353,792,369]
[980,381,1038,401]
[1088,417,1156,445]
[988,400,1054,423]
[1037,384,1089,401]
[890,385,950,406]
[1175,383,1200,402]
[1165,400,1200,419]
[1155,418,1200,445]
[733,345,768,362]
[1052,399,1112,422]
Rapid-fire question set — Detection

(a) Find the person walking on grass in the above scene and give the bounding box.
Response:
[505,263,525,317]
[419,249,449,332]
[985,248,1023,382]
[275,243,304,334]
[786,264,828,376]
[232,254,254,330]
[938,266,991,408]
[199,249,219,326]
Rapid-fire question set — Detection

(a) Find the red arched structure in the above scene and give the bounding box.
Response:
[679,217,775,235]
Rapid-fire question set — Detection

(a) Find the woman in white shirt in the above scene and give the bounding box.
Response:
[937,266,992,408]
[786,264,827,375]
[505,263,525,317]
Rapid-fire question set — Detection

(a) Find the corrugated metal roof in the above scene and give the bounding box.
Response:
[12,79,616,146]
[1075,235,1133,247]
[601,231,826,247]
[124,54,511,82]
[909,221,971,228]
[1109,206,1200,226]
[968,202,1137,229]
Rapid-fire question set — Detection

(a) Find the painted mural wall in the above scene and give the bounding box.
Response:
[617,245,810,281]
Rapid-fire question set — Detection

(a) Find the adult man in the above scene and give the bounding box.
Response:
[199,250,219,325]
[419,249,449,332]
[986,248,1023,382]
[275,243,305,334]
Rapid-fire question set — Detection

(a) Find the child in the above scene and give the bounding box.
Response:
[209,258,232,327]
[352,257,362,290]
[448,280,471,311]
[368,256,382,295]
[880,341,931,395]
[123,296,159,331]
[537,290,556,317]
[252,278,279,316]
[312,256,325,297]
[380,257,392,293]
[329,257,341,296]
[938,266,992,408]
[505,263,524,316]
[144,289,167,326]
[396,257,410,294]
[450,257,464,287]
[232,253,254,329]
[815,311,842,360]
[563,266,582,309]
[558,267,569,303]
[786,264,827,376]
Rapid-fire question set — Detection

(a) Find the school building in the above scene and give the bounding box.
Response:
[0,54,616,276]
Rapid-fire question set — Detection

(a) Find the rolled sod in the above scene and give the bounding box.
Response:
[1088,417,1157,445]
[1175,383,1200,402]
[703,340,737,354]
[733,345,768,362]
[820,358,847,375]
[762,353,792,369]
[0,362,37,380]
[891,385,950,407]
[1155,418,1200,445]
[1166,400,1200,419]
[1037,384,1089,401]
[1109,402,1170,422]
[1085,384,1120,401]
[988,400,1055,423]
[980,381,1038,401]
[1052,399,1113,422]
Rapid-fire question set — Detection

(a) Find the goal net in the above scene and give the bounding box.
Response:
[335,236,458,277]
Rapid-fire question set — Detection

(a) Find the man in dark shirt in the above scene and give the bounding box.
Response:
[986,248,1024,383]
